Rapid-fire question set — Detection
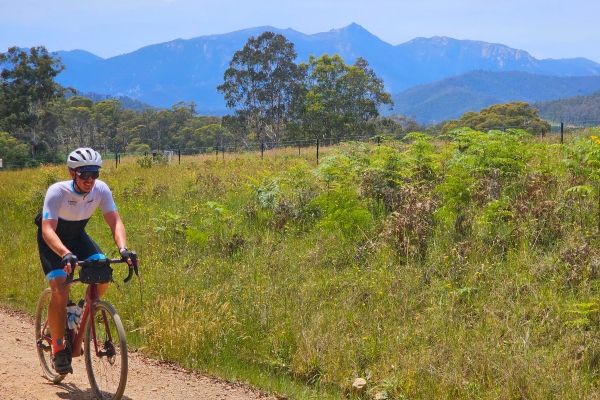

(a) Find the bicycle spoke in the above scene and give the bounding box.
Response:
[34,288,66,383]
[85,301,128,399]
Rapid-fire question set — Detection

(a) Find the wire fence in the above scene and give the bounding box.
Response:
[114,134,380,168]
[2,121,600,171]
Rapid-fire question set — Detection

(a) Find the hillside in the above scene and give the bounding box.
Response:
[535,91,600,123]
[70,91,154,111]
[392,71,600,123]
[51,24,600,113]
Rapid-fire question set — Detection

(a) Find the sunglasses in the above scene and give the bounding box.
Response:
[76,170,100,180]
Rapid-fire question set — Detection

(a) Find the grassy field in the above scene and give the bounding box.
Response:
[2,129,600,399]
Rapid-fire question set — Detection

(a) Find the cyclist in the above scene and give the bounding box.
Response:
[36,147,136,375]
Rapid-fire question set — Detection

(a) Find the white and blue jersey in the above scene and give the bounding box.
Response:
[42,179,117,224]
[37,179,117,278]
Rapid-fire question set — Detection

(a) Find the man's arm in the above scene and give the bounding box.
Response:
[103,210,127,250]
[42,219,76,274]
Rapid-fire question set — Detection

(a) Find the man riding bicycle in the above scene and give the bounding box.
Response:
[36,147,136,375]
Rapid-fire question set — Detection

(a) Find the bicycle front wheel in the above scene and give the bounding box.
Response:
[34,288,66,383]
[84,300,128,400]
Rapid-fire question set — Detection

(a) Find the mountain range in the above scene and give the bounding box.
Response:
[393,71,600,123]
[51,23,600,121]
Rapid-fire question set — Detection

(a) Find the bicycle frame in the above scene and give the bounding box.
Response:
[70,282,100,358]
[38,257,136,358]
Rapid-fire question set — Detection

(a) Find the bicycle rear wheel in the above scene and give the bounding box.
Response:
[34,288,66,383]
[84,300,128,400]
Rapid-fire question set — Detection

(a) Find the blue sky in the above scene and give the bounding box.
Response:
[1,0,598,62]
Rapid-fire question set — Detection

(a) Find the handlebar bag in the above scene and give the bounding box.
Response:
[79,264,113,284]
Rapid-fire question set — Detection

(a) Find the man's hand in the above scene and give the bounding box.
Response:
[61,252,78,274]
[119,248,137,266]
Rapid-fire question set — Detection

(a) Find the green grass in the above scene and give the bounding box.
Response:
[3,130,600,399]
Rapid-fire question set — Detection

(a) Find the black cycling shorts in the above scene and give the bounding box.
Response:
[36,218,104,276]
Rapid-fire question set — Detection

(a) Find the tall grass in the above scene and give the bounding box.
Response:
[2,130,600,399]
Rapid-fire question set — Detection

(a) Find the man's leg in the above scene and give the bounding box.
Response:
[48,276,68,352]
[47,272,73,374]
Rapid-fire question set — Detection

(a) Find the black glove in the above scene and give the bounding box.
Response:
[119,248,137,266]
[61,252,78,269]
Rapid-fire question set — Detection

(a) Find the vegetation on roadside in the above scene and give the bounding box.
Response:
[3,127,600,399]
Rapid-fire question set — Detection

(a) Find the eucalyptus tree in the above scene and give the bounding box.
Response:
[218,31,305,143]
[92,99,121,152]
[0,46,66,159]
[295,54,393,140]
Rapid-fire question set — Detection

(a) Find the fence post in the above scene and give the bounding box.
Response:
[215,146,218,160]
[222,146,225,161]
[316,139,320,165]
[298,143,301,156]
[115,153,118,168]
[178,148,181,164]
[261,142,265,159]
[560,122,564,144]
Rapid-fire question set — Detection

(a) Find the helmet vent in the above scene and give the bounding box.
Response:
[67,147,102,168]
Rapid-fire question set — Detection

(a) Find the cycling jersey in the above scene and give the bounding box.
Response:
[37,179,117,277]
[42,180,116,223]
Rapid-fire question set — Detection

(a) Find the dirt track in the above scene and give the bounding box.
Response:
[0,306,276,400]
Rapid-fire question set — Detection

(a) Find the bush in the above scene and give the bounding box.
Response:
[136,153,168,168]
[0,131,30,168]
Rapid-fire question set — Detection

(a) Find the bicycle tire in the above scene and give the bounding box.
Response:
[34,288,67,383]
[84,300,128,400]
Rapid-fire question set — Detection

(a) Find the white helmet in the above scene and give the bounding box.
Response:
[67,147,103,169]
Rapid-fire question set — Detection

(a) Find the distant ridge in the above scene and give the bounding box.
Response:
[47,24,600,116]
[70,91,154,112]
[535,91,600,124]
[392,71,600,123]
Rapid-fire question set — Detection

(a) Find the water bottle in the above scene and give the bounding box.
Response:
[66,300,83,333]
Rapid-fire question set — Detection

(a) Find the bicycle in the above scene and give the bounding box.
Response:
[35,256,138,400]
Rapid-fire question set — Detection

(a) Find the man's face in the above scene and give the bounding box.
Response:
[69,168,99,193]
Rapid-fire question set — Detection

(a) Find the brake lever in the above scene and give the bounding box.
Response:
[123,251,139,283]
[124,265,134,283]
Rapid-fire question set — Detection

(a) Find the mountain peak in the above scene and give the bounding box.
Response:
[53,49,105,63]
[343,22,367,31]
[330,22,374,36]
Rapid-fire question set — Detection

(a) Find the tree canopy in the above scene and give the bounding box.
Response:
[442,102,551,134]
[217,31,304,143]
[291,54,393,140]
[0,46,66,159]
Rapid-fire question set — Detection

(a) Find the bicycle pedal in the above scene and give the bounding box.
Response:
[36,338,51,352]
